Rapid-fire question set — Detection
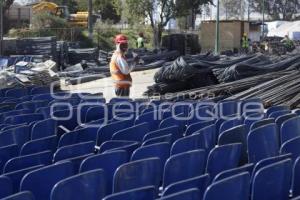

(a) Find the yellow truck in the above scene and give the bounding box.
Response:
[32,1,88,28]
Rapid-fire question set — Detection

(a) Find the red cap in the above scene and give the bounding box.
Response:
[114,34,128,44]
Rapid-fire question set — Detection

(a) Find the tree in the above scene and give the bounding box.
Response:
[221,0,246,20]
[250,0,300,20]
[3,0,14,33]
[125,0,212,47]
[94,0,121,23]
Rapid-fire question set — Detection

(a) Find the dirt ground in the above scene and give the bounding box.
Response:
[61,69,159,100]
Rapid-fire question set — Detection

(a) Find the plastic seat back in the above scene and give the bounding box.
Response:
[3,151,52,173]
[113,158,162,193]
[281,136,300,162]
[135,111,161,131]
[53,141,95,162]
[0,144,18,173]
[0,176,13,198]
[281,117,300,144]
[266,106,289,117]
[0,126,30,149]
[203,172,250,200]
[30,86,50,95]
[185,120,215,136]
[219,118,243,134]
[163,149,206,188]
[0,191,35,200]
[3,165,44,193]
[218,125,247,164]
[248,124,279,163]
[269,110,291,119]
[206,143,242,179]
[131,142,170,169]
[58,127,98,147]
[5,88,27,98]
[103,186,155,200]
[143,125,180,143]
[112,123,149,142]
[5,114,43,125]
[51,169,106,200]
[97,120,135,146]
[252,159,292,200]
[20,161,74,200]
[31,118,57,140]
[162,174,210,198]
[20,135,58,156]
[142,134,172,146]
[292,157,300,197]
[80,150,128,194]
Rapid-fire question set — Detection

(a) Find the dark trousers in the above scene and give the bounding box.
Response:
[115,87,130,97]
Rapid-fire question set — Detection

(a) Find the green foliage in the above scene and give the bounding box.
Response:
[48,0,79,13]
[94,0,121,23]
[31,12,69,29]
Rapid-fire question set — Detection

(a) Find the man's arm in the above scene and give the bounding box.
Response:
[116,56,136,75]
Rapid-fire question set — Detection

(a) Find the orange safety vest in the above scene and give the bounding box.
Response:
[110,52,132,89]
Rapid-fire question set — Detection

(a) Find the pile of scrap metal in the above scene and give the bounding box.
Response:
[0,56,59,89]
[144,53,300,97]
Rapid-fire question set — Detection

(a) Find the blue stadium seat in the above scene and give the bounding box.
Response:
[219,118,243,134]
[162,174,210,198]
[58,127,99,147]
[291,197,300,200]
[52,108,79,135]
[206,143,242,179]
[269,110,291,119]
[171,129,214,156]
[218,125,247,164]
[30,86,51,95]
[266,105,289,117]
[160,115,186,135]
[20,161,74,200]
[203,172,250,200]
[276,113,297,131]
[251,154,291,181]
[142,134,172,146]
[103,186,155,200]
[185,120,215,136]
[113,158,162,193]
[131,142,170,169]
[57,153,93,174]
[0,191,35,200]
[53,141,95,162]
[5,88,28,98]
[20,135,58,156]
[0,176,13,198]
[281,136,300,162]
[3,165,44,193]
[217,100,240,117]
[160,188,200,200]
[248,124,279,163]
[49,98,82,107]
[0,125,30,149]
[80,150,128,194]
[250,118,275,131]
[96,120,135,146]
[241,98,264,117]
[143,126,180,143]
[163,149,206,188]
[292,157,300,197]
[4,114,43,125]
[15,101,49,112]
[0,109,32,123]
[51,169,106,200]
[31,118,57,140]
[85,106,107,123]
[3,150,52,173]
[112,123,149,142]
[244,113,265,133]
[281,117,300,144]
[187,106,213,125]
[251,159,292,200]
[109,98,132,104]
[0,144,18,173]
[20,95,34,102]
[213,163,254,183]
[135,111,161,131]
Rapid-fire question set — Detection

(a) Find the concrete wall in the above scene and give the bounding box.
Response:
[200,21,250,51]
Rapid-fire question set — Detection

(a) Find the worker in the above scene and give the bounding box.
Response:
[281,35,294,50]
[110,34,139,97]
[241,33,250,54]
[136,32,145,48]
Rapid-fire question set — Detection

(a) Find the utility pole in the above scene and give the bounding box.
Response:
[215,0,220,55]
[0,0,3,56]
[262,0,265,38]
[88,0,93,39]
